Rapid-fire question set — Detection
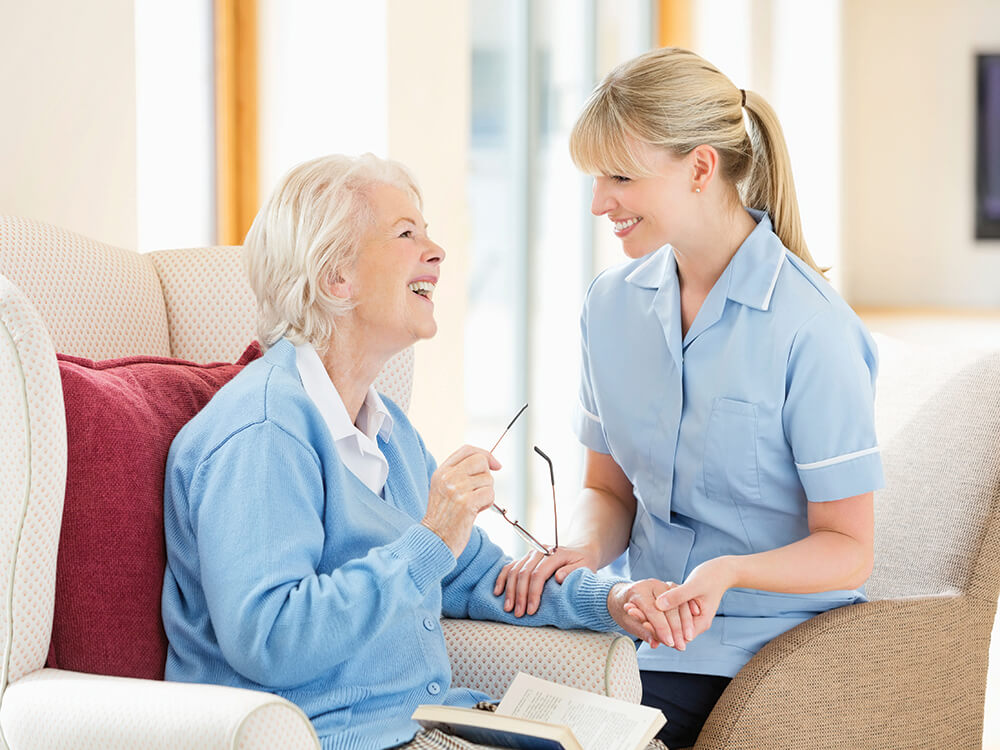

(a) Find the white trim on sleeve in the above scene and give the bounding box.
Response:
[578,403,602,424]
[795,446,881,471]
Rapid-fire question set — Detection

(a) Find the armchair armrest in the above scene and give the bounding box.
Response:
[441,618,641,703]
[0,669,320,750]
[695,594,991,750]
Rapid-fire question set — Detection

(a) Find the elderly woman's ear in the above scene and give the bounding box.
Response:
[325,269,353,301]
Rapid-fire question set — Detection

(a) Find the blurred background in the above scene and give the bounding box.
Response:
[2,1,999,743]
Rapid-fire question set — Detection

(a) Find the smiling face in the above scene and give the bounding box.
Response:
[590,141,699,259]
[337,183,444,355]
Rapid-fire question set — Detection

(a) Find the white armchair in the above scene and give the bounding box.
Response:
[0,217,640,749]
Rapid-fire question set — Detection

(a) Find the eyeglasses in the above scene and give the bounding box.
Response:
[488,404,558,556]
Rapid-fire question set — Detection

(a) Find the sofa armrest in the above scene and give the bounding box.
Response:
[0,669,320,750]
[441,619,641,703]
[0,274,68,684]
[695,594,991,750]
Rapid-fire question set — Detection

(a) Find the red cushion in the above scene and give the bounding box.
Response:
[47,343,261,680]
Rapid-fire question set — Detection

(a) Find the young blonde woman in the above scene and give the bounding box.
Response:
[495,47,883,747]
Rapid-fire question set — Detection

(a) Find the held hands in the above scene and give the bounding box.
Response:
[611,557,735,650]
[608,579,700,650]
[421,445,502,558]
[650,558,734,645]
[493,546,597,617]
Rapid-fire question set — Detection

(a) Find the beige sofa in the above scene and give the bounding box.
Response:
[1,215,997,748]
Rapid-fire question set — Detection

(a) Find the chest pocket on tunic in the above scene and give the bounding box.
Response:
[703,398,761,551]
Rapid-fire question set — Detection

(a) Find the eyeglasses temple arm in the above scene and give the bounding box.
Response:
[533,446,557,552]
[489,403,528,454]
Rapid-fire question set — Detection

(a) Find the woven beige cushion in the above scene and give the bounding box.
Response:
[868,339,1000,600]
[0,216,172,359]
[148,246,259,364]
[441,619,641,703]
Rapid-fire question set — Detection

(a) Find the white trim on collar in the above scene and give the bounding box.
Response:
[624,245,673,289]
[761,251,786,312]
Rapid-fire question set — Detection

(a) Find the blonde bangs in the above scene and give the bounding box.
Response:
[569,88,656,179]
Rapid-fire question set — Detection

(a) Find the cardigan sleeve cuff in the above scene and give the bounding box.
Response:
[574,573,631,632]
[386,523,457,595]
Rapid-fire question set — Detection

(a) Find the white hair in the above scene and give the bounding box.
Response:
[243,153,422,353]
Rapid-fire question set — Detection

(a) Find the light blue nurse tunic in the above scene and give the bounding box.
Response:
[574,209,884,678]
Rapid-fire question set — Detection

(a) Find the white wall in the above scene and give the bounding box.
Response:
[843,0,1000,308]
[0,0,138,249]
[386,0,469,458]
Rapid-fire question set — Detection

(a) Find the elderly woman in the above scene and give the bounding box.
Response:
[161,154,669,750]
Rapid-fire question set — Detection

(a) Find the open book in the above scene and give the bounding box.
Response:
[412,672,665,750]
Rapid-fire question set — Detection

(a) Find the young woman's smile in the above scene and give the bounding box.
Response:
[590,143,699,259]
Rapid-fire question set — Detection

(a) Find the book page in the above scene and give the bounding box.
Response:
[412,705,581,750]
[497,673,664,750]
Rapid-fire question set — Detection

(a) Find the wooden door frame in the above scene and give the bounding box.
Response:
[214,0,258,245]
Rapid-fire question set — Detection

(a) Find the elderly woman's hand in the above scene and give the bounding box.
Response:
[493,546,597,617]
[608,579,701,650]
[422,445,502,558]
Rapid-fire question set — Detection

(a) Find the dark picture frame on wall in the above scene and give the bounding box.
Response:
[976,53,1000,240]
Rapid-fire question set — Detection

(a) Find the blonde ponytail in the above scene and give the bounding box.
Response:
[570,47,825,276]
[740,90,824,275]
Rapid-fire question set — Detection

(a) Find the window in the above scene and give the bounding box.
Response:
[466,0,654,551]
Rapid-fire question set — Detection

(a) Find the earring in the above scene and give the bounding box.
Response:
[694,187,701,193]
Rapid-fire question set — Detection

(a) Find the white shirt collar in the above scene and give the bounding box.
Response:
[294,342,394,444]
[294,343,394,497]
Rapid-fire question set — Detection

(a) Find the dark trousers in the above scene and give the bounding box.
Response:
[640,670,731,748]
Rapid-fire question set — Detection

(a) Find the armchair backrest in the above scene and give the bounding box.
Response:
[868,338,1000,607]
[0,216,414,694]
[0,216,172,359]
[148,246,258,363]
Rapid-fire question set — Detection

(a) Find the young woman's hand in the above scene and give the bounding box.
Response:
[494,545,597,617]
[653,557,736,642]
[608,580,700,650]
[422,446,502,558]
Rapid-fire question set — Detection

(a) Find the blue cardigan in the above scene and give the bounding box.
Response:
[162,339,625,750]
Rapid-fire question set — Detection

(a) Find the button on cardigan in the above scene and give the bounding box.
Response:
[162,339,625,750]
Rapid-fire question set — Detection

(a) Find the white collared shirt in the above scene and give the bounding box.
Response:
[294,343,393,497]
